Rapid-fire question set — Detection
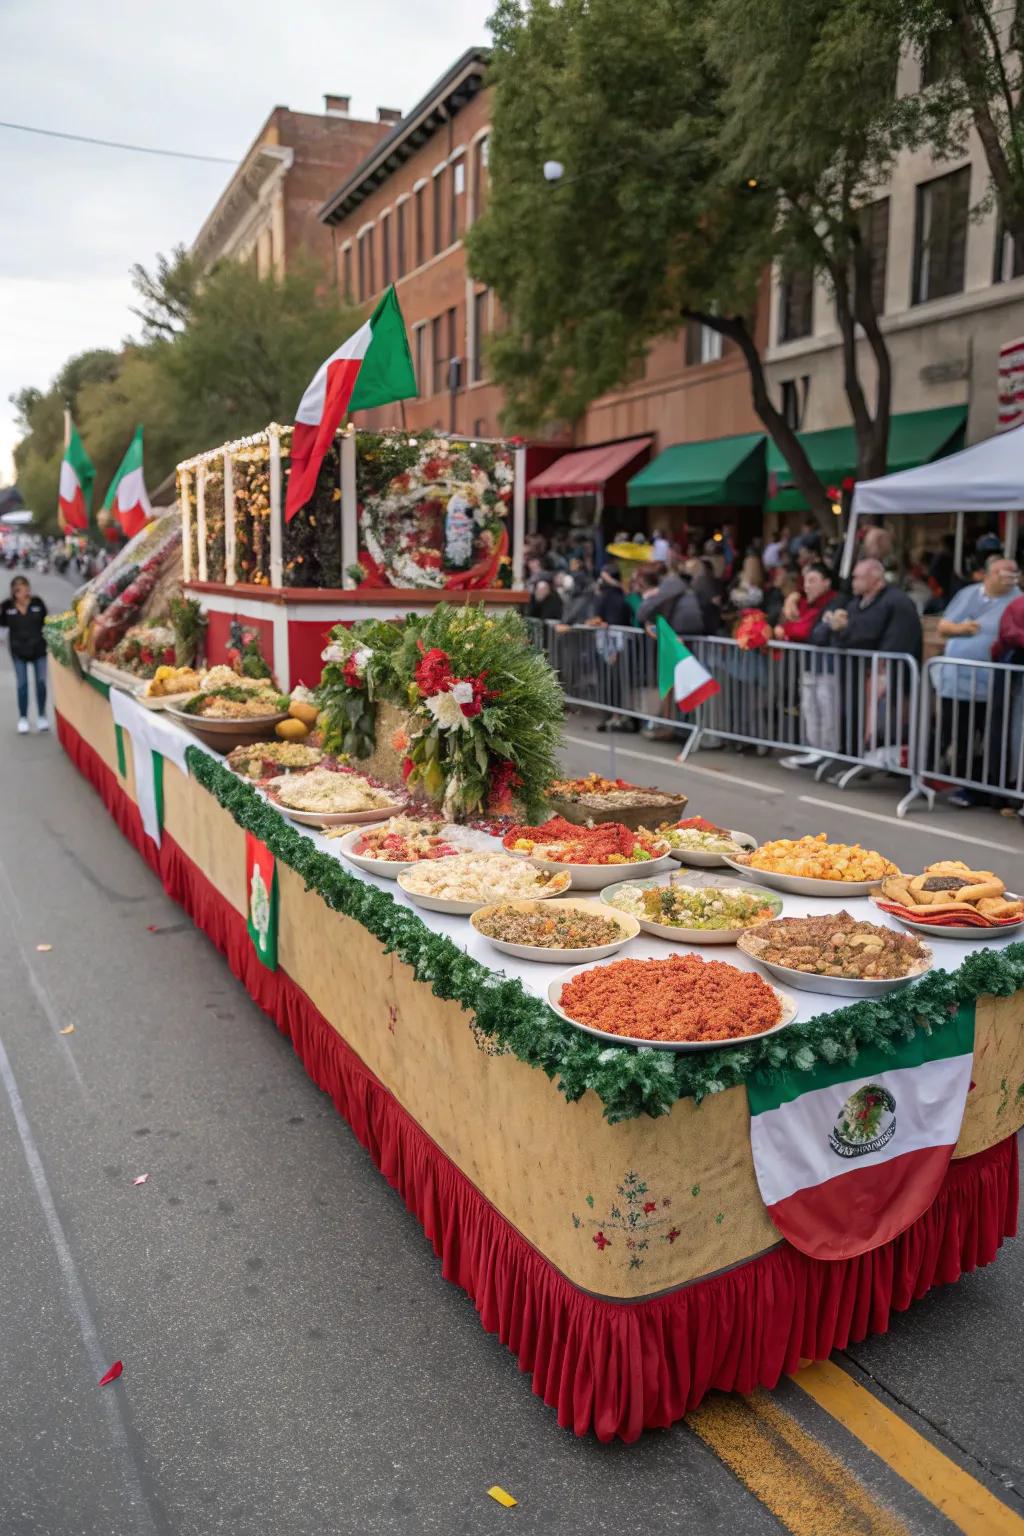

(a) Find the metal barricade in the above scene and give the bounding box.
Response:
[526,619,660,722]
[910,655,1024,811]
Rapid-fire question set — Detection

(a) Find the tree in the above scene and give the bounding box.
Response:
[469,0,910,529]
[892,1,1024,269]
[130,245,202,342]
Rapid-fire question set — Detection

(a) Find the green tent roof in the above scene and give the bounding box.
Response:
[765,406,966,514]
[627,432,766,508]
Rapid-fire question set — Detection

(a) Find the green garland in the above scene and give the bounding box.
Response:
[184,744,1024,1123]
[44,611,79,669]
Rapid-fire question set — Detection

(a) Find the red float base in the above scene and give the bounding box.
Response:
[56,709,1019,1442]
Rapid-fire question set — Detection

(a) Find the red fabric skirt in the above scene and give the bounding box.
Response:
[57,710,1019,1442]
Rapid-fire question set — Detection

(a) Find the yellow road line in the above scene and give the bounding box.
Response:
[686,1390,911,1535]
[793,1361,1024,1536]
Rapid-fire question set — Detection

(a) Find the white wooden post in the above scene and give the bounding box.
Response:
[269,430,283,590]
[197,462,209,582]
[512,445,527,589]
[341,429,358,588]
[180,469,192,582]
[223,449,236,586]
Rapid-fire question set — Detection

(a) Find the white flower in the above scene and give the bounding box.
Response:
[321,642,346,663]
[351,646,372,675]
[425,690,469,731]
[449,680,474,706]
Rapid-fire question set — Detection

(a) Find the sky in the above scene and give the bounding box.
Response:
[0,0,493,487]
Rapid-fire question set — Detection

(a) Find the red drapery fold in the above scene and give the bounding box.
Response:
[55,709,1020,1442]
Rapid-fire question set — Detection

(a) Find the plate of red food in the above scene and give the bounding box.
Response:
[502,816,674,889]
[334,817,468,879]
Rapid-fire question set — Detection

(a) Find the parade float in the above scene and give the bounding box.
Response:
[45,560,1023,1442]
[174,424,528,691]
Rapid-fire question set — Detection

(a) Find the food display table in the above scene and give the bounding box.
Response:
[51,663,1023,1443]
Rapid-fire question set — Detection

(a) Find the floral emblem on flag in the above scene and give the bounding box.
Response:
[828,1083,897,1159]
[248,864,272,958]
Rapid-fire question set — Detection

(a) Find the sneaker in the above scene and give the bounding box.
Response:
[16,718,28,735]
[947,789,976,809]
[779,752,822,771]
[36,718,49,733]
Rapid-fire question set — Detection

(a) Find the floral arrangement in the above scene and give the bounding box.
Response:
[316,603,563,819]
[226,619,272,679]
[111,623,177,677]
[203,462,226,583]
[231,448,272,586]
[282,433,343,589]
[355,432,514,591]
[734,609,772,651]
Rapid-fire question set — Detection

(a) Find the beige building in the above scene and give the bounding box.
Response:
[192,98,397,280]
[765,48,1024,448]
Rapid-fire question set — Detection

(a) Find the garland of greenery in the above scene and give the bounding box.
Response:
[184,743,1024,1122]
[44,611,79,669]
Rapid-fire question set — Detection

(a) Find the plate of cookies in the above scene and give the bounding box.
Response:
[871,861,1024,938]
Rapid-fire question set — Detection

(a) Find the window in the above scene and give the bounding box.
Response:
[778,267,814,342]
[414,185,425,267]
[396,202,407,279]
[780,378,808,431]
[380,212,391,288]
[685,320,722,365]
[361,226,375,298]
[993,218,1024,283]
[414,324,426,391]
[432,314,446,394]
[472,136,489,222]
[447,306,459,390]
[472,289,488,382]
[342,245,352,300]
[451,157,465,244]
[433,170,445,256]
[357,234,367,301]
[921,30,957,88]
[913,166,970,305]
[858,198,890,315]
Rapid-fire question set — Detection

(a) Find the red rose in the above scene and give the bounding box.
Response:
[401,756,415,782]
[422,457,446,481]
[414,646,453,696]
[343,656,363,689]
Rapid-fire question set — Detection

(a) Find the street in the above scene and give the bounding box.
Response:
[0,577,1021,1536]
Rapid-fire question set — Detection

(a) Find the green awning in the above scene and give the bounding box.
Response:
[627,432,766,508]
[765,406,967,514]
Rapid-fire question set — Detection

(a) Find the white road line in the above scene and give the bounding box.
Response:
[0,1033,157,1535]
[563,735,786,795]
[797,795,1024,855]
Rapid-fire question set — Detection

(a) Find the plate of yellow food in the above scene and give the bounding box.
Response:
[137,665,202,708]
[721,834,897,898]
[872,862,1024,938]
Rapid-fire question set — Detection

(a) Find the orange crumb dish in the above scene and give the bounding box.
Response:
[557,954,783,1043]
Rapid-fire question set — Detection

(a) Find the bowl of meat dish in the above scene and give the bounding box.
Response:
[737,912,932,997]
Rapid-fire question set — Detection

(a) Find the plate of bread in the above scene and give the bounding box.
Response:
[871,861,1024,937]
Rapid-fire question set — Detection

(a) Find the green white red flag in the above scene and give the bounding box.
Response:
[747,1006,975,1260]
[59,414,95,533]
[102,426,152,539]
[656,615,719,712]
[285,285,417,521]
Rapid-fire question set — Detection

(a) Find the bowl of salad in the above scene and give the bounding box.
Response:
[502,816,674,889]
[657,817,758,868]
[335,817,469,879]
[602,878,783,943]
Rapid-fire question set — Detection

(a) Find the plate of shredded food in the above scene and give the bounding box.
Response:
[166,682,291,750]
[470,899,639,964]
[265,768,405,827]
[226,741,324,780]
[872,862,1024,937]
[502,817,674,889]
[601,878,783,943]
[737,912,932,996]
[545,774,688,829]
[547,953,796,1051]
[721,834,898,897]
[398,851,572,914]
[657,817,758,867]
[335,817,468,878]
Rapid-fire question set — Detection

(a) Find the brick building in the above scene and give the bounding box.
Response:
[192,97,398,280]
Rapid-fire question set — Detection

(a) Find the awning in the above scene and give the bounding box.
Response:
[766,406,967,514]
[627,432,766,507]
[526,437,652,498]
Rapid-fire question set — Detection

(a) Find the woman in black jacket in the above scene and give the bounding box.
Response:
[0,577,48,734]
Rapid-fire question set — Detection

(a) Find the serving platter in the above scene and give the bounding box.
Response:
[720,854,885,899]
[545,792,688,832]
[164,705,289,752]
[736,930,933,997]
[600,878,783,944]
[397,868,571,916]
[276,801,404,830]
[508,847,675,891]
[470,898,639,965]
[667,829,758,868]
[546,972,797,1053]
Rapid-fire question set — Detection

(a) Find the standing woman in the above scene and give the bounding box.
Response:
[1,577,48,734]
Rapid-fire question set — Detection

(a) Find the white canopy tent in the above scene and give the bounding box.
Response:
[843,422,1024,576]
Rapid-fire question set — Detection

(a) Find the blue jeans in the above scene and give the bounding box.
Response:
[13,655,47,721]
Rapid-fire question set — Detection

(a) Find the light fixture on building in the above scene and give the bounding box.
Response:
[712,531,723,542]
[746,177,759,189]
[831,501,843,516]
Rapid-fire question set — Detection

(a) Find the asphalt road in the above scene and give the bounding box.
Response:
[0,574,1020,1536]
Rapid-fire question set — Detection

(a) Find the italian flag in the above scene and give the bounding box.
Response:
[103,426,152,539]
[285,285,417,521]
[656,615,719,712]
[747,1006,975,1261]
[58,415,95,533]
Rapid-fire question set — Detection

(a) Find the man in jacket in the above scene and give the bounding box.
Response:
[816,558,922,660]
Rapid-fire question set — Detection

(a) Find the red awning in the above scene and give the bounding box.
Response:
[526,437,653,498]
